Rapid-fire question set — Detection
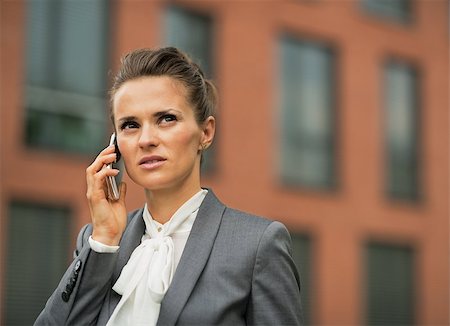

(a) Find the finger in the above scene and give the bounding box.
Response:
[94,167,119,185]
[97,152,117,169]
[87,152,117,176]
[90,145,116,168]
[86,158,117,190]
[89,168,119,193]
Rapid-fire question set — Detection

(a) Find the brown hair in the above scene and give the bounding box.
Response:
[110,47,217,125]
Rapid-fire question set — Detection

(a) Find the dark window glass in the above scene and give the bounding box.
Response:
[279,36,336,189]
[164,6,216,173]
[5,202,71,325]
[291,234,312,324]
[165,6,213,77]
[25,0,109,154]
[385,61,419,200]
[366,243,414,325]
[361,0,412,22]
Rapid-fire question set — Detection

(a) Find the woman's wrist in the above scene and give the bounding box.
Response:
[92,230,122,246]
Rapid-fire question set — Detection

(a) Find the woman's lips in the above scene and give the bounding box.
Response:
[139,156,166,170]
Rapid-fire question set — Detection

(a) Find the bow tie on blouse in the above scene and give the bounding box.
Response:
[106,190,207,326]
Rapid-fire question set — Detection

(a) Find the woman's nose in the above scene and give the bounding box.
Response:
[138,125,159,148]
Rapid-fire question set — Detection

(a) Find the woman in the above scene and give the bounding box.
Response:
[35,47,303,325]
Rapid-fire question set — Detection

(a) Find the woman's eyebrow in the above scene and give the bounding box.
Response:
[153,109,182,118]
[117,116,137,123]
[117,109,183,123]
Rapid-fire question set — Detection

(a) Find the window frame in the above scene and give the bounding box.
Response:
[4,200,72,325]
[278,34,338,191]
[24,0,111,155]
[364,241,416,325]
[360,0,413,24]
[383,58,421,202]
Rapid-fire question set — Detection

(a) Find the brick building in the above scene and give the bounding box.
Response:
[1,0,448,325]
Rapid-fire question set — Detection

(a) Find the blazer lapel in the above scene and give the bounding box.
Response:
[157,190,226,326]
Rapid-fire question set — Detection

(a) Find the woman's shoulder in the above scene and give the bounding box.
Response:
[223,207,286,232]
[222,206,289,238]
[216,207,292,261]
[207,190,287,234]
[223,206,271,225]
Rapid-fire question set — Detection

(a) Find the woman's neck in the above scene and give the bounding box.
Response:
[145,185,202,224]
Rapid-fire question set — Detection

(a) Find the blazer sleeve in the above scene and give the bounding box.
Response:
[34,224,118,326]
[246,221,304,325]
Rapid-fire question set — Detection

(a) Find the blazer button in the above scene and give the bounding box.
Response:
[65,283,73,293]
[61,291,70,302]
[74,260,82,273]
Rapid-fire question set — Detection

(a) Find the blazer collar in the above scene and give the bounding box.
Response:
[157,189,226,326]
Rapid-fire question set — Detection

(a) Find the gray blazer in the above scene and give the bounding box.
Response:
[35,190,303,325]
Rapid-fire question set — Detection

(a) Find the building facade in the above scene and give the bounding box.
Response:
[1,0,448,325]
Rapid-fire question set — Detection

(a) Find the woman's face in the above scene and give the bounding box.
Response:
[112,76,212,193]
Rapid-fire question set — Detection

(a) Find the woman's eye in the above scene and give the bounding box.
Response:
[160,114,177,124]
[120,121,139,130]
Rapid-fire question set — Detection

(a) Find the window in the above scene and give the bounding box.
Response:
[385,61,419,200]
[279,36,336,189]
[4,202,71,325]
[25,0,110,154]
[361,0,412,22]
[291,234,312,324]
[165,6,213,77]
[164,6,216,173]
[366,243,415,325]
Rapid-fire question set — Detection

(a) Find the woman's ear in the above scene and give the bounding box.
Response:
[199,116,215,150]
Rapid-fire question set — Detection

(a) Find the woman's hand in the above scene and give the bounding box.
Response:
[86,145,127,246]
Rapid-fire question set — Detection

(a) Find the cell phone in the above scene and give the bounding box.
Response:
[106,133,124,201]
